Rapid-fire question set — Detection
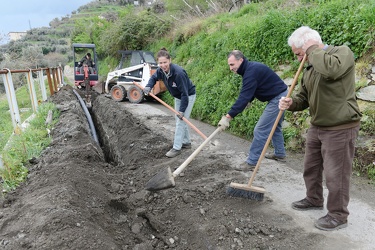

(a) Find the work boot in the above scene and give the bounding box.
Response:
[165,148,181,158]
[234,162,256,171]
[265,153,286,162]
[314,214,348,231]
[291,198,323,211]
[182,143,191,149]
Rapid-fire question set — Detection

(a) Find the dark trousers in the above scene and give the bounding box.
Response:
[303,124,359,221]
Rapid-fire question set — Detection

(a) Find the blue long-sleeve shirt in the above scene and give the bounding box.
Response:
[228,58,287,118]
[147,63,195,113]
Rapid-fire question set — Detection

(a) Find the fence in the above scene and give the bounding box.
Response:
[0,66,64,168]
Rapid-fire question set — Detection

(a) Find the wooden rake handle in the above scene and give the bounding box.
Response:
[246,54,307,187]
[132,81,207,140]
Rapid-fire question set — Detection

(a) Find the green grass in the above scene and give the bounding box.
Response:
[0,97,13,150]
[0,79,59,192]
[0,102,60,192]
[146,0,375,146]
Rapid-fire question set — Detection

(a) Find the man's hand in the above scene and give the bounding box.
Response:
[302,39,320,52]
[177,112,184,120]
[143,87,151,95]
[218,115,231,130]
[279,97,293,111]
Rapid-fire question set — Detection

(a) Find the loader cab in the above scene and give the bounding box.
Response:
[72,43,99,87]
[104,50,167,103]
[116,50,157,81]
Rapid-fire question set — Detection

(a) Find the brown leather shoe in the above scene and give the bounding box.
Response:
[291,198,323,211]
[314,214,348,231]
[234,162,256,171]
[265,153,286,162]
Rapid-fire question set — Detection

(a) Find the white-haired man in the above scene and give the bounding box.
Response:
[279,26,361,230]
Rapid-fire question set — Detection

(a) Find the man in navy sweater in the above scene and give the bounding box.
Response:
[218,50,288,170]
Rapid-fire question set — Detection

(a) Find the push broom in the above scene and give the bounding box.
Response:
[227,54,307,201]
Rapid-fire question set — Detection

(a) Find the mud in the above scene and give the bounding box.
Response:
[0,85,374,250]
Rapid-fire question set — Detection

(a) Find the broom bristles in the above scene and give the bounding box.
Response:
[226,186,264,201]
[226,182,266,201]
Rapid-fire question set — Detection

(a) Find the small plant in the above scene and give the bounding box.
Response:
[361,109,375,135]
[368,165,375,183]
[0,102,59,192]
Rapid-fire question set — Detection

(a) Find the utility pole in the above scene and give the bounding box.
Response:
[29,20,32,33]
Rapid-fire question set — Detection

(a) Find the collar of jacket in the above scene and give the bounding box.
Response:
[236,57,249,76]
[160,63,175,79]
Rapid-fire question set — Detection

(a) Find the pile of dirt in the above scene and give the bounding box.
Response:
[0,85,374,249]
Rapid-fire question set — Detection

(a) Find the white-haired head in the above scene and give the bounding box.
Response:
[288,26,322,48]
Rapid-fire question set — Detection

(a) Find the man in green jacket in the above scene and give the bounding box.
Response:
[279,26,361,231]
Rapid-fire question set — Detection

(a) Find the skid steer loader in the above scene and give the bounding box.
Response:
[104,50,167,103]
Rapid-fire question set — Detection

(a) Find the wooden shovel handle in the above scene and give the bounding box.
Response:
[247,54,307,187]
[173,126,223,176]
[133,82,207,140]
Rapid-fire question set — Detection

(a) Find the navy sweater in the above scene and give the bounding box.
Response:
[228,58,287,118]
[147,64,195,113]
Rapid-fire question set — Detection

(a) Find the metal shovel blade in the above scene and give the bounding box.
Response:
[145,167,176,191]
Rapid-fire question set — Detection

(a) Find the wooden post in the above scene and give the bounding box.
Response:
[26,69,38,112]
[1,69,21,130]
[45,68,55,95]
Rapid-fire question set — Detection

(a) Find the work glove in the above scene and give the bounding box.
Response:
[143,87,151,95]
[218,115,230,130]
[177,112,184,120]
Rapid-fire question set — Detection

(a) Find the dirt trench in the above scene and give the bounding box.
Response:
[0,85,372,249]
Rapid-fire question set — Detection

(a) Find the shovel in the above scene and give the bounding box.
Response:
[145,126,223,191]
[132,81,207,140]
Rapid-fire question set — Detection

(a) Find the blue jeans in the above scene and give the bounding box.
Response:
[173,94,196,150]
[246,90,287,165]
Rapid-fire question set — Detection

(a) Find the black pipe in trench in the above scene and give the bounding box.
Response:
[72,89,99,144]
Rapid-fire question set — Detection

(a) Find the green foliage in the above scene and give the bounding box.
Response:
[360,109,375,135]
[368,166,375,182]
[0,98,13,150]
[305,0,375,58]
[98,9,173,57]
[0,102,59,192]
[353,142,375,181]
[146,0,375,152]
[282,109,310,151]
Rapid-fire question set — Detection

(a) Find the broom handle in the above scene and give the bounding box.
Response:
[173,126,223,176]
[133,82,208,140]
[246,54,307,187]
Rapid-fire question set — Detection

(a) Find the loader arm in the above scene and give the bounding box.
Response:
[104,64,147,93]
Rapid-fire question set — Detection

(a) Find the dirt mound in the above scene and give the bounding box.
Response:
[1,86,374,249]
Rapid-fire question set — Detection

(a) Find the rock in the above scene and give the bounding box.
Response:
[199,207,206,215]
[357,85,375,101]
[283,77,294,86]
[131,222,143,234]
